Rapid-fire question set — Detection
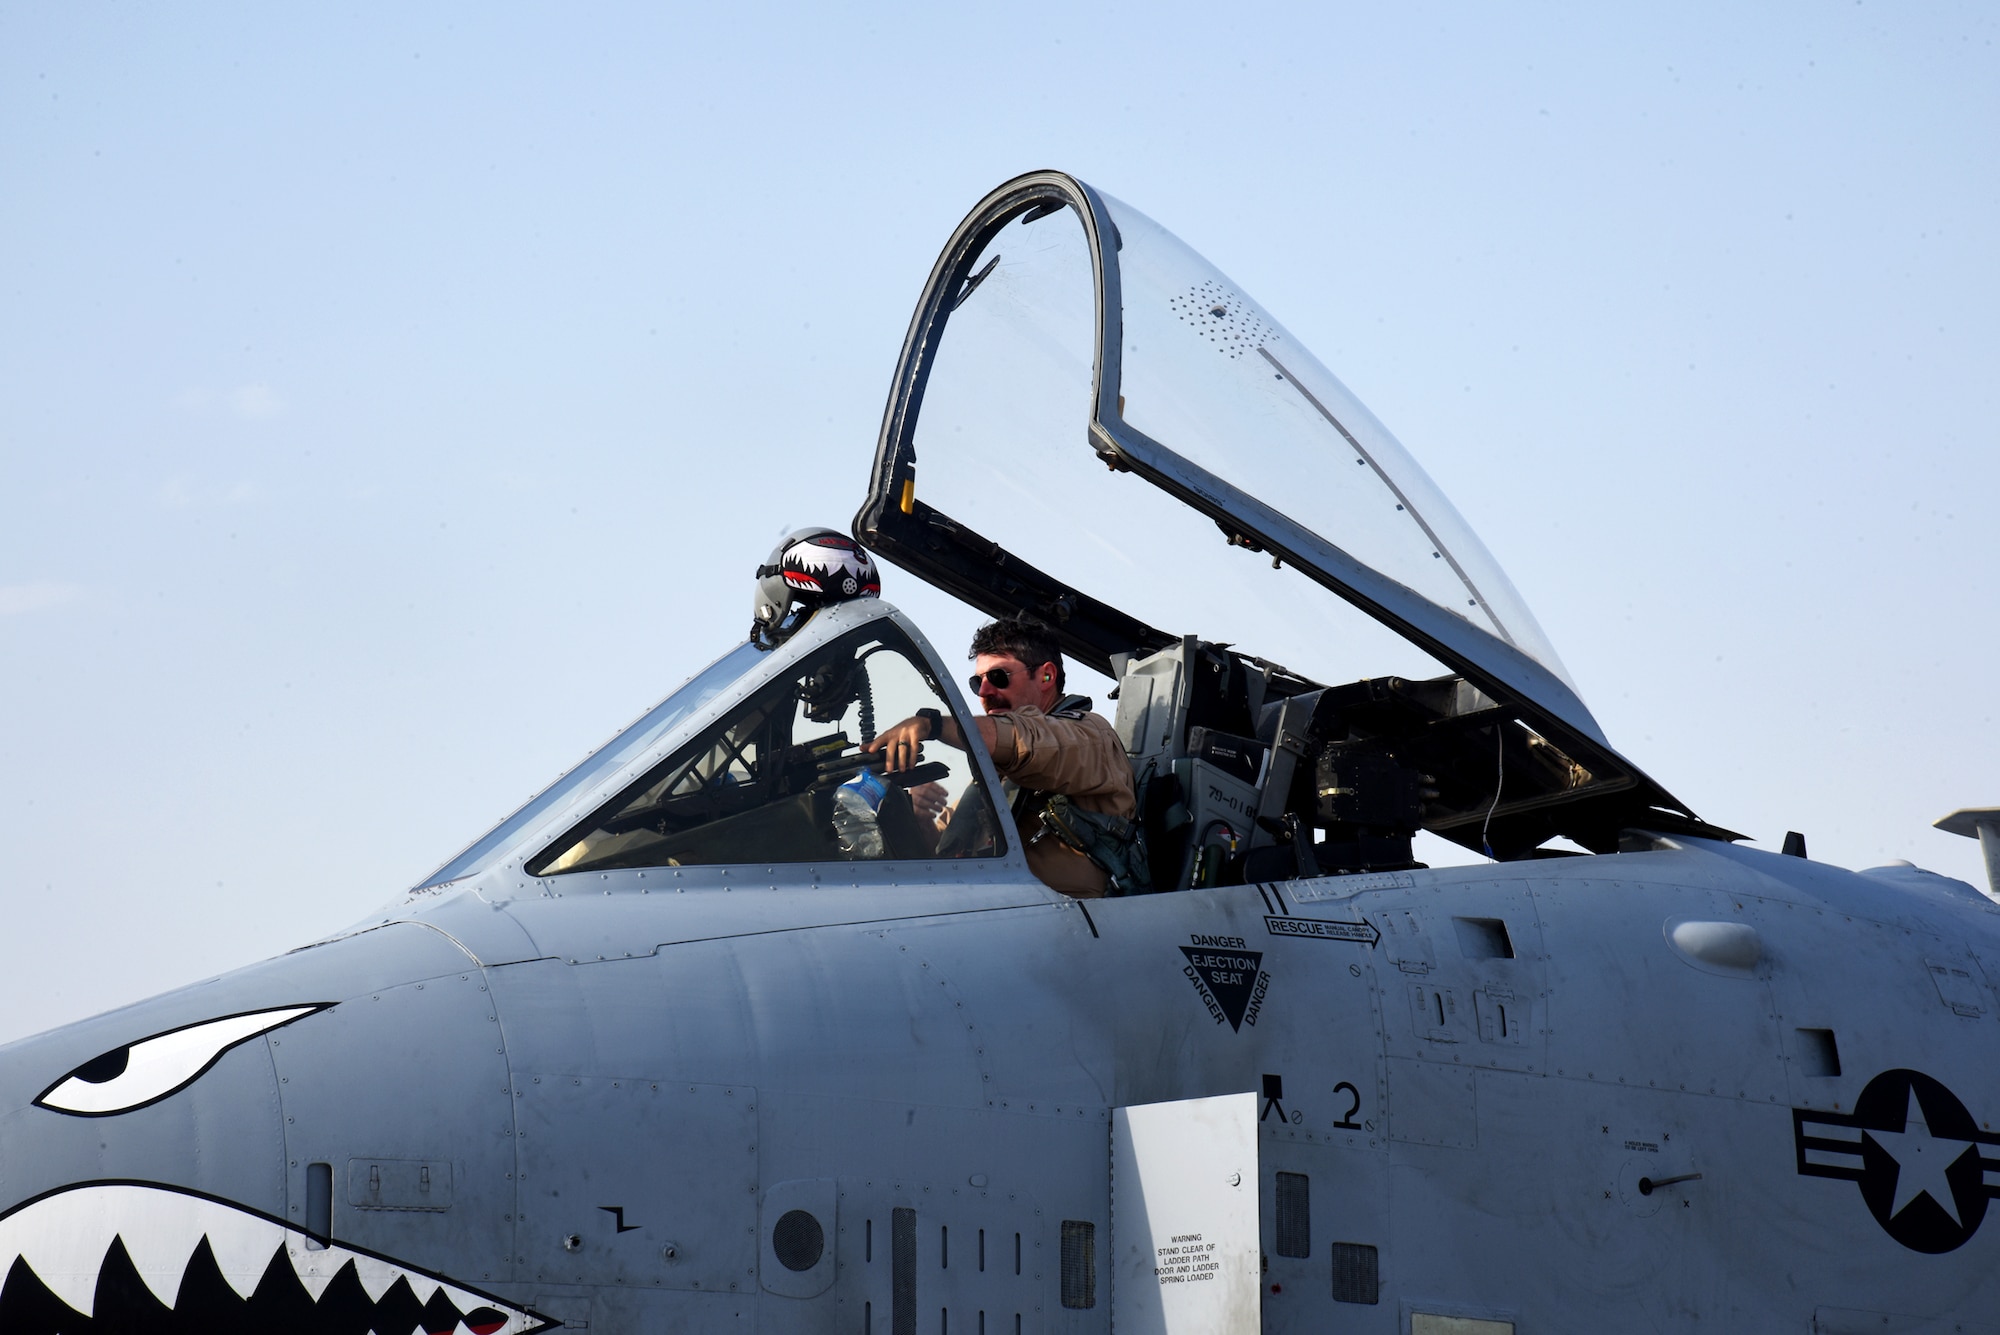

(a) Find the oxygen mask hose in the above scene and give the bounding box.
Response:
[856,673,876,746]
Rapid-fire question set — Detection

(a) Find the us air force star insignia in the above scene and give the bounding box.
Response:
[1793,1068,2000,1253]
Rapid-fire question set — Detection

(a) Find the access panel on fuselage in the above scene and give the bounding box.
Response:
[1111,1092,1260,1335]
[821,888,1392,1335]
[512,1075,758,1293]
[1034,880,1395,1334]
[270,966,518,1288]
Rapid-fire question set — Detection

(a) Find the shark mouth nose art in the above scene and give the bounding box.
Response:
[0,1182,550,1333]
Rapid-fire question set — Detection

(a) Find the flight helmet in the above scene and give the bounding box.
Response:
[751,527,881,647]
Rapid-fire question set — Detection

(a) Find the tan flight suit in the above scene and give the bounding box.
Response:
[986,701,1137,899]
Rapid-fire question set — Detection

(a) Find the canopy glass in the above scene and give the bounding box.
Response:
[1102,191,1575,689]
[909,199,1455,689]
[858,170,1715,853]
[870,173,1595,733]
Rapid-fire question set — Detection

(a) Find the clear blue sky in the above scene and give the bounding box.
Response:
[3,2,1994,1045]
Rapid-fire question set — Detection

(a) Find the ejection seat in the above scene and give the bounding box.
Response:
[1111,637,1442,891]
[1111,637,1275,892]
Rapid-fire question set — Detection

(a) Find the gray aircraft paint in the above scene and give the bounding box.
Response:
[0,173,1994,1334]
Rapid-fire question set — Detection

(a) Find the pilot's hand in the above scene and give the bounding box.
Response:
[909,781,949,825]
[864,717,929,773]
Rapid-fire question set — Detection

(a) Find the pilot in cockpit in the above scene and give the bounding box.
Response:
[870,615,1136,898]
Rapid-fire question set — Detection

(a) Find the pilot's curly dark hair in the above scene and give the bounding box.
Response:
[969,615,1066,693]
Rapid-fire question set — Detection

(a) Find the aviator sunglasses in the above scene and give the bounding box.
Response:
[967,665,1046,695]
[968,667,1015,694]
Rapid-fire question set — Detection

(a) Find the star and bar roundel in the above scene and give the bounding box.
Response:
[1794,1069,2000,1254]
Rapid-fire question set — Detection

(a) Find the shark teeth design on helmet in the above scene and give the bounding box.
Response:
[0,1181,551,1333]
[752,526,881,647]
[780,533,879,598]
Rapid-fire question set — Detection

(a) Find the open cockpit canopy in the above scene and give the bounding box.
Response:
[415,171,1732,902]
[856,170,1730,861]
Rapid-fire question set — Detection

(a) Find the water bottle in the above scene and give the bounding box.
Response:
[831,767,888,858]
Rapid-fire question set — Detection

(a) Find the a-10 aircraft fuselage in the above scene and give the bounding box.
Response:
[5,770,1996,1330]
[2,171,1994,1334]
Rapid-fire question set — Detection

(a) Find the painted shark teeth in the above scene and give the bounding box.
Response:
[0,1181,548,1333]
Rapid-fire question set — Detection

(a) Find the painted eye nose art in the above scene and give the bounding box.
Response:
[34,1004,331,1116]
